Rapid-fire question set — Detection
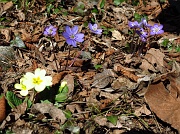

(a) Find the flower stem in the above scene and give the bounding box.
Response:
[131,29,136,54]
[69,42,88,67]
[50,37,59,71]
[65,45,71,70]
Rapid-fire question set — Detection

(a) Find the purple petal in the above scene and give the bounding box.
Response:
[150,31,155,36]
[65,26,72,35]
[93,24,98,29]
[52,27,57,32]
[157,30,164,34]
[159,25,163,29]
[71,40,77,47]
[75,33,84,42]
[72,25,78,34]
[63,32,70,39]
[49,25,54,29]
[95,29,102,34]
[43,31,48,36]
[88,23,93,30]
[51,31,56,36]
[66,39,73,45]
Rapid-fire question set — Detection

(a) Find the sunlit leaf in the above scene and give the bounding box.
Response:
[107,115,118,126]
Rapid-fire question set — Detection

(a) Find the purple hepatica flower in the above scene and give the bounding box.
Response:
[139,18,151,28]
[44,25,57,37]
[128,21,140,28]
[150,24,164,35]
[63,25,84,47]
[88,23,102,35]
[136,28,148,42]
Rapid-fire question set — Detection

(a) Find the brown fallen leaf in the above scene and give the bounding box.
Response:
[0,95,6,122]
[31,103,66,124]
[52,71,68,85]
[140,48,165,73]
[0,1,13,14]
[61,74,74,95]
[60,59,84,67]
[145,80,180,132]
[0,29,11,42]
[114,63,139,82]
[91,69,118,88]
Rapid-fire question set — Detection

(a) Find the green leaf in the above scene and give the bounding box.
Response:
[61,85,69,93]
[40,99,51,104]
[84,21,88,27]
[134,13,142,22]
[55,93,68,102]
[176,46,180,52]
[100,0,105,9]
[94,64,102,70]
[161,39,170,47]
[91,8,98,14]
[107,115,118,126]
[113,0,125,6]
[47,4,54,14]
[6,91,23,108]
[27,99,32,108]
[64,110,72,119]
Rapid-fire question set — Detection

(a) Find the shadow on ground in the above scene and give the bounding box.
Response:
[157,0,180,34]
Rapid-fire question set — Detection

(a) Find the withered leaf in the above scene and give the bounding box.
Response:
[145,81,180,132]
[31,103,66,124]
[91,69,118,88]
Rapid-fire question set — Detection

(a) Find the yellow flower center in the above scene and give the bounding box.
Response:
[33,77,43,85]
[21,84,27,90]
[49,29,53,34]
[70,34,75,39]
[93,27,97,31]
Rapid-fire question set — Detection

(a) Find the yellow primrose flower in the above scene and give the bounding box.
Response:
[23,68,52,92]
[14,78,32,96]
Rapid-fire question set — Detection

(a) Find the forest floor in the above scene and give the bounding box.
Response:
[0,0,180,134]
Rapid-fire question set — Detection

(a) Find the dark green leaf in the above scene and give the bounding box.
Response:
[100,0,105,9]
[6,91,23,108]
[91,8,98,14]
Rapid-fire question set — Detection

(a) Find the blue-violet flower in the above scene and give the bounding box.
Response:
[63,25,84,47]
[136,28,148,42]
[150,24,164,35]
[128,21,140,28]
[44,25,57,37]
[88,23,102,35]
[139,18,151,27]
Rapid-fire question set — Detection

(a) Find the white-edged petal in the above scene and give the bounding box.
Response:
[20,90,29,96]
[35,84,46,92]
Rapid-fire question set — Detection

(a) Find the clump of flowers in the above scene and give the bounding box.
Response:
[88,23,102,35]
[150,24,164,35]
[63,25,84,47]
[43,25,57,37]
[15,68,52,96]
[128,17,164,54]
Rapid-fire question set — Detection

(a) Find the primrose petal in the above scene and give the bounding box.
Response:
[20,90,29,96]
